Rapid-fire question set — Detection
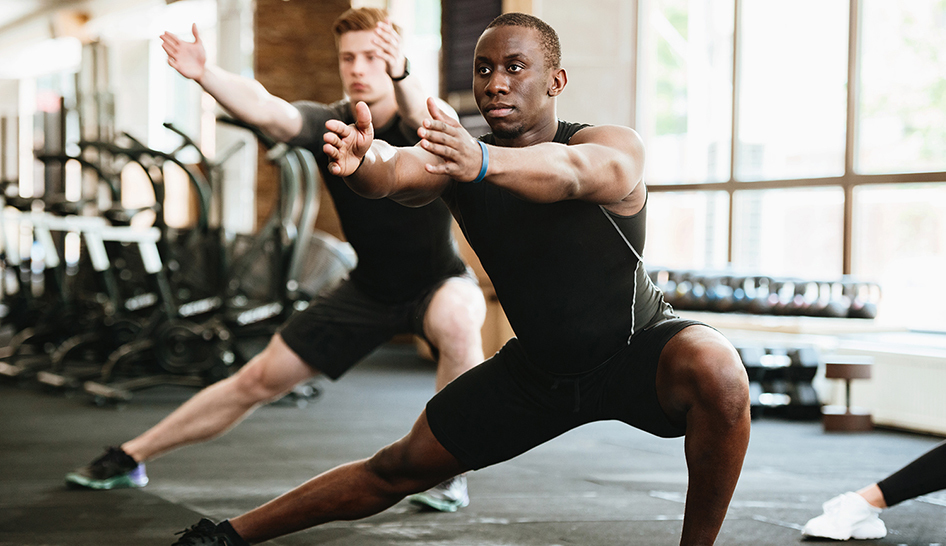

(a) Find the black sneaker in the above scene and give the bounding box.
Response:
[172,519,234,546]
[65,446,148,489]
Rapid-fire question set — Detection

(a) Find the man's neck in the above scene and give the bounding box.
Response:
[494,114,559,148]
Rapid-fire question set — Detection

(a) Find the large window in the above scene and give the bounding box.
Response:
[639,0,946,330]
[645,191,729,269]
[637,0,733,185]
[736,0,849,181]
[731,188,844,279]
[856,1,946,175]
[852,184,946,330]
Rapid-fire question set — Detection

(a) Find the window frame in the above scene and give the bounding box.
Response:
[642,0,946,275]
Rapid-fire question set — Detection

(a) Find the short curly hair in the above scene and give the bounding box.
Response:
[485,12,561,70]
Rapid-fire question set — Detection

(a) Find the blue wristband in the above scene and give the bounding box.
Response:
[472,140,489,183]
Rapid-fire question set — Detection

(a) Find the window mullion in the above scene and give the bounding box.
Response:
[728,0,742,264]
[843,0,861,274]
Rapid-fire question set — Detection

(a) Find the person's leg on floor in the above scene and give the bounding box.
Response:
[228,410,468,543]
[655,325,751,546]
[876,440,946,507]
[122,334,316,463]
[801,440,946,540]
[66,335,318,490]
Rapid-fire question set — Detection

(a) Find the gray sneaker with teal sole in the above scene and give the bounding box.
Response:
[408,475,470,512]
[65,446,148,489]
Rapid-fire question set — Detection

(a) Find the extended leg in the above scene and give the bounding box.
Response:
[876,439,946,507]
[656,325,751,546]
[123,334,316,462]
[230,410,467,543]
[799,441,946,540]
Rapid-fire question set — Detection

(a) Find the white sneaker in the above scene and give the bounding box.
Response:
[408,475,470,512]
[801,492,887,540]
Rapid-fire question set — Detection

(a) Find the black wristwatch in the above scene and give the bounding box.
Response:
[391,57,410,81]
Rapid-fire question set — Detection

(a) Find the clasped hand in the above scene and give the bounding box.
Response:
[324,97,486,183]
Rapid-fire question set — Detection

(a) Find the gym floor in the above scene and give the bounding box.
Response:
[1,344,943,546]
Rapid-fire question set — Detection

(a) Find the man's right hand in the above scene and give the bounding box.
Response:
[323,101,375,177]
[161,24,207,82]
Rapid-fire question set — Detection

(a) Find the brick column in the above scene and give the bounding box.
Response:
[254,0,350,238]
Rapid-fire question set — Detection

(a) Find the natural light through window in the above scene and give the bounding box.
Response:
[736,0,849,181]
[638,0,734,185]
[857,1,946,175]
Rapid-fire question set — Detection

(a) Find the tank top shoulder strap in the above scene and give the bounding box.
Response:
[478,120,591,146]
[553,120,592,144]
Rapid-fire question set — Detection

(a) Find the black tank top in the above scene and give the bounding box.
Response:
[444,120,669,374]
[289,101,466,303]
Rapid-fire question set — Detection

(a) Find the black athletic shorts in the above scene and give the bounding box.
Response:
[278,270,477,380]
[426,318,705,470]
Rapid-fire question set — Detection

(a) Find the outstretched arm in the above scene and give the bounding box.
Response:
[160,24,302,142]
[322,101,450,207]
[418,98,646,215]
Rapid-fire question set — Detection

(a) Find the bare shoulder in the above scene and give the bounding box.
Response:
[573,125,646,215]
[568,124,643,153]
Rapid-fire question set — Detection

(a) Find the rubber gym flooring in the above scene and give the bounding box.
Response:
[1,344,944,546]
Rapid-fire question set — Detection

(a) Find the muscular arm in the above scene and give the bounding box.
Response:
[195,66,302,142]
[417,100,646,215]
[161,24,302,142]
[352,143,450,207]
[382,39,430,131]
[325,99,645,213]
[485,126,645,213]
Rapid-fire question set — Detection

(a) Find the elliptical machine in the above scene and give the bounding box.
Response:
[80,119,354,404]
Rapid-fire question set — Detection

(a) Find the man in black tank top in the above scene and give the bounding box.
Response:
[168,13,751,546]
[65,8,485,513]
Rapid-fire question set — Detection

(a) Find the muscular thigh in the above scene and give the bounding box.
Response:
[595,319,706,438]
[653,321,744,427]
[425,320,711,470]
[425,339,584,470]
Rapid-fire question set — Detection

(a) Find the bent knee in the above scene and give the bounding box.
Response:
[425,283,486,351]
[427,312,483,357]
[693,349,750,425]
[231,341,310,402]
[661,330,749,424]
[367,443,410,485]
[231,363,283,403]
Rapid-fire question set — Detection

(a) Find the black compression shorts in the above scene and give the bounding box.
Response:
[425,318,705,470]
[278,270,477,380]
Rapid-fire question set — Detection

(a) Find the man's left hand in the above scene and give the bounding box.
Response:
[418,98,485,182]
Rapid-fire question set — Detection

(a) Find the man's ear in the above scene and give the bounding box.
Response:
[547,68,567,97]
